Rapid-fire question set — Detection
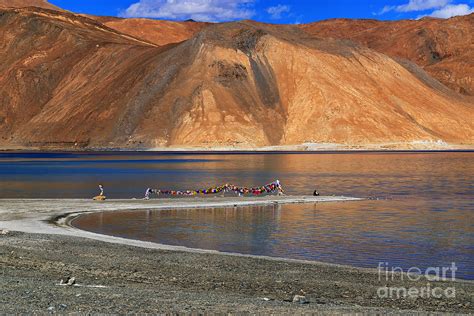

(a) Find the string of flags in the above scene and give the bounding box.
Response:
[144,180,284,199]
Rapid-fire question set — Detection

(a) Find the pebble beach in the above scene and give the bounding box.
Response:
[1,197,473,313]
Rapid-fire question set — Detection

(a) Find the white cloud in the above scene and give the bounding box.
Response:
[266,4,290,19]
[396,0,450,12]
[378,0,473,18]
[379,5,396,14]
[121,0,255,22]
[379,0,450,14]
[426,3,474,17]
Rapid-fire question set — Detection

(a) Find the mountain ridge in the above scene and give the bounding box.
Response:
[0,0,61,10]
[0,3,472,150]
[299,14,474,96]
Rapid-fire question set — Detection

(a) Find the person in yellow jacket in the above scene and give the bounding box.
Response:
[93,184,106,201]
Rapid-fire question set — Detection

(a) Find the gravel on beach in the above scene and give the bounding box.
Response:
[1,231,473,314]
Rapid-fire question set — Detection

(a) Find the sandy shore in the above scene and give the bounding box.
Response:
[1,197,473,313]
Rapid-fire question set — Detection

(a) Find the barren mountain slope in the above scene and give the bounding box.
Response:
[0,7,170,148]
[0,8,473,149]
[299,14,474,96]
[1,0,210,46]
[102,18,209,46]
[0,0,61,10]
[131,21,474,148]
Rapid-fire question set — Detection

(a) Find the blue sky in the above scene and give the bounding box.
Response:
[49,0,474,23]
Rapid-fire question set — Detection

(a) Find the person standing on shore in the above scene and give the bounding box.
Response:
[99,184,104,196]
[276,180,284,195]
[144,188,154,200]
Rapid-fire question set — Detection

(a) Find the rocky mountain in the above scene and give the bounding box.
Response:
[100,18,209,46]
[300,15,474,96]
[0,2,472,150]
[0,0,61,10]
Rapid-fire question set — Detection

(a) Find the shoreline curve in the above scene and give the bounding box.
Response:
[0,196,378,272]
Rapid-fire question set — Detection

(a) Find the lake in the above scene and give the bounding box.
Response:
[1,151,473,279]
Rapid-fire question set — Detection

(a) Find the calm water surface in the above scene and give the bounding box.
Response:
[1,151,473,279]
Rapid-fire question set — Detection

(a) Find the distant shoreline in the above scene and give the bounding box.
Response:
[1,141,473,153]
[1,148,473,154]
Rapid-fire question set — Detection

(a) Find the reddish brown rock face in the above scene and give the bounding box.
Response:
[102,18,210,46]
[0,2,473,150]
[299,15,474,96]
[0,0,61,10]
